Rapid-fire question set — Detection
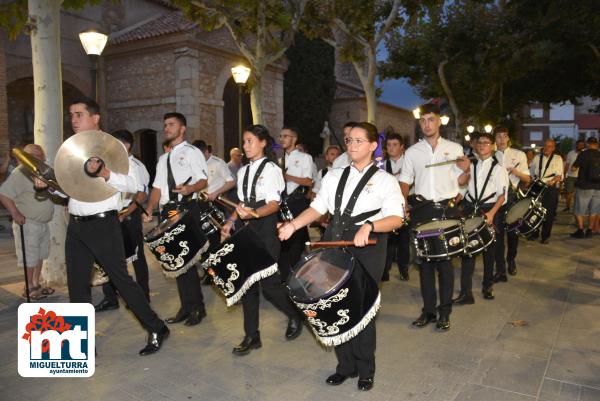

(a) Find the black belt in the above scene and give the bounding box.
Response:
[71,210,118,222]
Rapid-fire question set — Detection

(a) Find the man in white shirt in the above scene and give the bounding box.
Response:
[400,103,470,331]
[312,145,341,196]
[226,147,243,203]
[530,139,563,243]
[493,127,531,279]
[564,139,585,211]
[331,121,357,169]
[278,127,314,281]
[62,98,168,356]
[382,133,410,282]
[193,140,235,201]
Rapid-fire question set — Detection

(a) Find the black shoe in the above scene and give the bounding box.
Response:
[452,292,475,305]
[94,299,119,312]
[493,273,508,283]
[399,270,409,281]
[381,273,390,282]
[436,316,450,331]
[202,274,213,285]
[232,335,261,356]
[412,312,437,327]
[184,309,207,326]
[139,325,170,356]
[358,378,374,391]
[325,372,357,386]
[507,260,517,276]
[571,229,585,239]
[585,229,593,238]
[482,287,495,300]
[165,308,190,324]
[285,318,303,340]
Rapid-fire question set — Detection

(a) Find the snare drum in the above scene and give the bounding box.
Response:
[199,203,225,236]
[525,179,548,202]
[505,198,547,238]
[144,209,209,277]
[462,215,496,257]
[287,248,380,346]
[412,219,465,261]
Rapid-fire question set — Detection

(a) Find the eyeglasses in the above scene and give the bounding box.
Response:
[344,137,369,146]
[477,141,493,146]
[279,134,293,139]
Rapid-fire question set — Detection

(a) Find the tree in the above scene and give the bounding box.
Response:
[303,0,430,124]
[283,32,335,155]
[174,0,308,124]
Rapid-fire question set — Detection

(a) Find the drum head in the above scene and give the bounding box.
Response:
[506,199,531,224]
[463,216,484,232]
[288,248,353,302]
[145,209,186,239]
[416,219,461,231]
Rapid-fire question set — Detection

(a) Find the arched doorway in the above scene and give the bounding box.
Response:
[222,77,251,161]
[134,129,158,183]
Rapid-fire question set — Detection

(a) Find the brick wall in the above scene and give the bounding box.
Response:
[0,35,9,155]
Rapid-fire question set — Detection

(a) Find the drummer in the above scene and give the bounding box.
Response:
[144,112,209,327]
[279,122,404,391]
[221,124,305,356]
[454,132,509,304]
[399,103,471,332]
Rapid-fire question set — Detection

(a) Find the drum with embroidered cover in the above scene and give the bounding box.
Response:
[144,209,209,278]
[505,198,547,238]
[412,219,465,261]
[286,248,381,347]
[462,215,496,257]
[201,224,277,306]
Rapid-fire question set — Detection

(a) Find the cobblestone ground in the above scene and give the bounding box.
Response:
[0,209,599,401]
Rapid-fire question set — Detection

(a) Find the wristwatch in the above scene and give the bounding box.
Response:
[365,220,375,232]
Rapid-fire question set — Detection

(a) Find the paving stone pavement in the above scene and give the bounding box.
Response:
[0,210,598,401]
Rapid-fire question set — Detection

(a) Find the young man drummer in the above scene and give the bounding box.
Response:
[454,132,509,304]
[494,127,530,279]
[144,112,209,327]
[399,103,470,331]
[279,122,404,391]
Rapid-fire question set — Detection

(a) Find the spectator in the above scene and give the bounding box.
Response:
[570,137,600,238]
[564,140,586,211]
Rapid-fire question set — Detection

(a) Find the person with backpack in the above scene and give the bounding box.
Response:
[570,137,600,238]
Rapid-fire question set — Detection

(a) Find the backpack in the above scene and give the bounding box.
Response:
[587,150,600,183]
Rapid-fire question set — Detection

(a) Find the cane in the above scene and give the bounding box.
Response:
[19,223,30,303]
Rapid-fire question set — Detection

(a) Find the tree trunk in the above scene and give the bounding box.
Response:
[250,72,263,125]
[365,49,377,124]
[29,0,67,286]
[437,60,461,140]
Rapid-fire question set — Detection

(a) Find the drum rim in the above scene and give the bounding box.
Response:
[413,217,463,232]
[144,209,189,241]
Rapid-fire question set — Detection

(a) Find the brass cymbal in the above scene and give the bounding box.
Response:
[55,130,129,202]
[11,147,63,193]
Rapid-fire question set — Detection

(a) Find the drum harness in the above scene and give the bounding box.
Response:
[466,157,499,212]
[536,153,555,183]
[242,158,269,210]
[163,151,193,218]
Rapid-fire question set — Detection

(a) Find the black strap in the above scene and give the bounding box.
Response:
[242,159,269,206]
[538,153,554,179]
[467,157,498,206]
[331,165,380,240]
[385,159,392,174]
[321,167,328,178]
[166,152,178,202]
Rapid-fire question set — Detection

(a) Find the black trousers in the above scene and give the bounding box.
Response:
[495,194,519,274]
[383,225,410,278]
[241,212,301,338]
[102,209,150,302]
[540,187,559,241]
[278,195,310,282]
[460,243,495,293]
[419,260,454,316]
[66,214,164,333]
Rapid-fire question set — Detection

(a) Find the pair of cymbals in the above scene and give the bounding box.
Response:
[54,130,129,202]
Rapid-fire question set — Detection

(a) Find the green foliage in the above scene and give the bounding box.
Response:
[283,32,335,155]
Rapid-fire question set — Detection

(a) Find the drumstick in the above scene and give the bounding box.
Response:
[199,192,260,218]
[425,156,477,168]
[134,201,149,216]
[305,239,377,248]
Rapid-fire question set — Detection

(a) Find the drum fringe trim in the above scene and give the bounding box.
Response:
[316,292,381,347]
[225,263,278,307]
[161,241,210,279]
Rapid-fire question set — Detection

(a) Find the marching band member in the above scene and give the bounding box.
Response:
[493,127,530,279]
[144,112,209,327]
[331,121,357,169]
[454,132,509,304]
[279,122,404,391]
[221,124,304,356]
[399,103,470,332]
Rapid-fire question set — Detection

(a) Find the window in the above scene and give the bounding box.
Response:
[530,131,543,141]
[530,107,543,119]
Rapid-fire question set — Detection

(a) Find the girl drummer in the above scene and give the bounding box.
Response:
[278,122,405,391]
[221,124,304,356]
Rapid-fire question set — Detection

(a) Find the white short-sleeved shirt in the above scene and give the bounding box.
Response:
[237,157,284,204]
[495,147,530,188]
[530,153,563,187]
[463,157,509,205]
[565,150,580,178]
[311,163,405,225]
[69,171,137,216]
[383,156,403,182]
[331,151,351,169]
[312,167,331,195]
[399,137,464,201]
[120,155,150,208]
[206,155,234,194]
[280,149,314,194]
[152,141,208,206]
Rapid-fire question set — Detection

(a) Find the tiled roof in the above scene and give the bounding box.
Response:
[576,113,600,129]
[110,11,196,45]
[147,0,178,10]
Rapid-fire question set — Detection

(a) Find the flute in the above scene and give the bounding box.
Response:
[425,156,476,168]
[305,239,377,248]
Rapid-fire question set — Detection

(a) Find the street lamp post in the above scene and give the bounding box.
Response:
[231,65,251,148]
[79,30,108,102]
